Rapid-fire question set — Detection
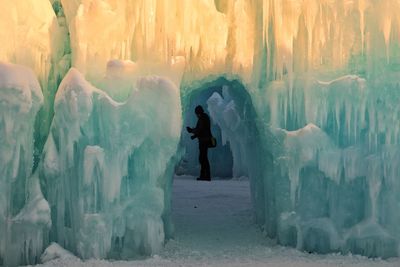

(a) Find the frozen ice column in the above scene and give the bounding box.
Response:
[40,68,181,259]
[0,63,50,266]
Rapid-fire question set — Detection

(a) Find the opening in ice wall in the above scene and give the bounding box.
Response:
[178,77,268,224]
[177,79,234,178]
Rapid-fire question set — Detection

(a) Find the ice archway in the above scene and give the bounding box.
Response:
[177,77,268,222]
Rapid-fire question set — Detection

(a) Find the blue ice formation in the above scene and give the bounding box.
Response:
[259,75,400,259]
[39,68,181,259]
[194,75,400,259]
[0,64,181,265]
[0,63,50,266]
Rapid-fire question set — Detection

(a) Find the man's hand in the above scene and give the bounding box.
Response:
[186,127,193,133]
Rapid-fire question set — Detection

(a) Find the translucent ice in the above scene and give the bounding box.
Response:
[0,63,50,266]
[0,0,68,148]
[204,82,268,224]
[38,67,181,259]
[263,75,400,258]
[207,86,251,178]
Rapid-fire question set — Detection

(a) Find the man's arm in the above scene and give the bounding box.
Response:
[186,127,197,139]
[186,125,198,140]
[187,116,206,140]
[191,118,205,136]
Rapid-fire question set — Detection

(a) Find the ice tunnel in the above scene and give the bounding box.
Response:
[178,77,262,179]
[177,79,234,179]
[177,77,268,223]
[2,0,400,265]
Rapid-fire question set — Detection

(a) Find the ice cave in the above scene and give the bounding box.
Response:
[2,0,400,266]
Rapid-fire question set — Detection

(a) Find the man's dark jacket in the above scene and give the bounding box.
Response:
[191,113,212,144]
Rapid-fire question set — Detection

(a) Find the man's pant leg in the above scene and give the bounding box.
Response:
[199,143,210,179]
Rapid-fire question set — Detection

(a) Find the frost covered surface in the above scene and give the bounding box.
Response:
[0,63,50,266]
[38,67,181,260]
[29,177,400,267]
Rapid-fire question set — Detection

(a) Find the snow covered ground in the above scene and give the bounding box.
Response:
[31,175,400,267]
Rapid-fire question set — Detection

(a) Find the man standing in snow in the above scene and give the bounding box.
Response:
[186,105,212,181]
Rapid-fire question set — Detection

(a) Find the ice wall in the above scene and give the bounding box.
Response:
[207,86,254,178]
[59,0,256,81]
[0,0,69,149]
[3,0,400,121]
[54,0,400,85]
[0,1,59,82]
[4,0,399,130]
[259,75,400,258]
[38,67,181,259]
[0,63,50,266]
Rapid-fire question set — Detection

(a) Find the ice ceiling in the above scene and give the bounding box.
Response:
[2,0,400,266]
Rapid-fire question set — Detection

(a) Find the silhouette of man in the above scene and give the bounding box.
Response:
[186,105,212,181]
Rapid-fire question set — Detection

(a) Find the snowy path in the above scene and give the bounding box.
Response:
[33,176,400,267]
[160,176,270,262]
